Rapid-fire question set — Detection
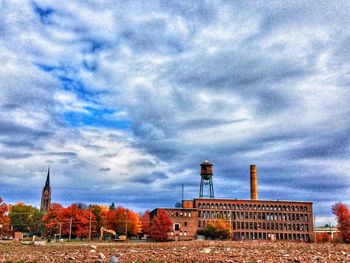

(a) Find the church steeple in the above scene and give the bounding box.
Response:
[40,166,52,211]
[44,166,50,190]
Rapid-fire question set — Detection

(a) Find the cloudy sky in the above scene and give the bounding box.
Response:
[1,0,350,225]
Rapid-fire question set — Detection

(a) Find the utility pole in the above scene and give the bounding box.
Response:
[125,209,128,238]
[89,210,92,241]
[228,213,232,240]
[69,217,72,240]
[314,213,316,243]
[59,222,62,240]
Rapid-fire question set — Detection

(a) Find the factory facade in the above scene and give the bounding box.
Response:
[151,162,315,242]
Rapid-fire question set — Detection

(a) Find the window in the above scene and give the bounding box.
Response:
[174,223,180,231]
[184,222,187,227]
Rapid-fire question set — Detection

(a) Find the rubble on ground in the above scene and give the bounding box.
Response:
[0,240,349,262]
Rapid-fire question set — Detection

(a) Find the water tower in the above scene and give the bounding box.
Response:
[199,160,214,198]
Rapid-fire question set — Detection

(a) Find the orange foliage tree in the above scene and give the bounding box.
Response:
[332,202,350,243]
[198,219,231,239]
[150,209,172,241]
[0,197,10,236]
[141,210,150,236]
[315,232,332,243]
[105,206,141,236]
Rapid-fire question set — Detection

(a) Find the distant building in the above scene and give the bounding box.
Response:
[314,225,340,242]
[151,162,315,242]
[40,167,51,211]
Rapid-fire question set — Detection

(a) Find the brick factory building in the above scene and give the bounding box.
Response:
[151,161,315,242]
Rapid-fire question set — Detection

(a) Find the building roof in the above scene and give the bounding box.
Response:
[194,197,313,204]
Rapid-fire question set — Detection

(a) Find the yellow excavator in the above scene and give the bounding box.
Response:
[100,227,126,241]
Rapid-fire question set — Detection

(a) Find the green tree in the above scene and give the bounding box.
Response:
[90,204,107,237]
[109,202,116,210]
[9,202,44,234]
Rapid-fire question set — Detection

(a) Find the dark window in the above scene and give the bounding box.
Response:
[174,223,180,231]
[184,222,187,226]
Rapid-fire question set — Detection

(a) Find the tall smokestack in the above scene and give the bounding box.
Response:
[250,164,258,200]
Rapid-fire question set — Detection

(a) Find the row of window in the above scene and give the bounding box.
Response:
[169,231,187,236]
[167,211,192,217]
[234,221,309,232]
[199,211,309,222]
[197,220,309,232]
[197,202,308,212]
[234,232,310,241]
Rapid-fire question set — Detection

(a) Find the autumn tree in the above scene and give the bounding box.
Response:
[0,197,10,237]
[150,209,172,241]
[198,219,231,239]
[90,204,108,237]
[105,206,141,237]
[141,210,150,236]
[42,203,97,239]
[127,210,142,236]
[332,202,350,243]
[42,203,65,237]
[9,202,44,234]
[62,204,96,239]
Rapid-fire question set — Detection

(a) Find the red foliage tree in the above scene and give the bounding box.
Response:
[62,204,96,238]
[332,202,350,243]
[150,209,172,241]
[42,203,65,237]
[0,197,10,236]
[141,210,150,236]
[42,203,96,239]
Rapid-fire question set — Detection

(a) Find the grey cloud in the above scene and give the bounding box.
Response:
[46,152,78,158]
[0,120,53,138]
[130,171,168,184]
[181,118,247,130]
[0,152,32,159]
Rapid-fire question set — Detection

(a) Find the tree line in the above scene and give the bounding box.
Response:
[2,197,349,242]
[0,197,172,241]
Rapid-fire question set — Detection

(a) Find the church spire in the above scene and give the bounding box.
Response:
[41,166,52,211]
[44,165,50,190]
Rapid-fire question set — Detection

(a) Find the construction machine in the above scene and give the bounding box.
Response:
[100,227,116,240]
[100,227,126,241]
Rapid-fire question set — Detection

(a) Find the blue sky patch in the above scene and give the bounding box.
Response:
[63,107,131,130]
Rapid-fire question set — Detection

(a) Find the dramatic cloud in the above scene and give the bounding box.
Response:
[1,0,350,225]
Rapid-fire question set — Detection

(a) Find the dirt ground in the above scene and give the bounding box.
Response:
[0,240,349,263]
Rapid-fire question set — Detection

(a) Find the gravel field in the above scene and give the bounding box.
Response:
[0,240,349,263]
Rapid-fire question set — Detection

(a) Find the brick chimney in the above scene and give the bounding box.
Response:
[250,164,258,200]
